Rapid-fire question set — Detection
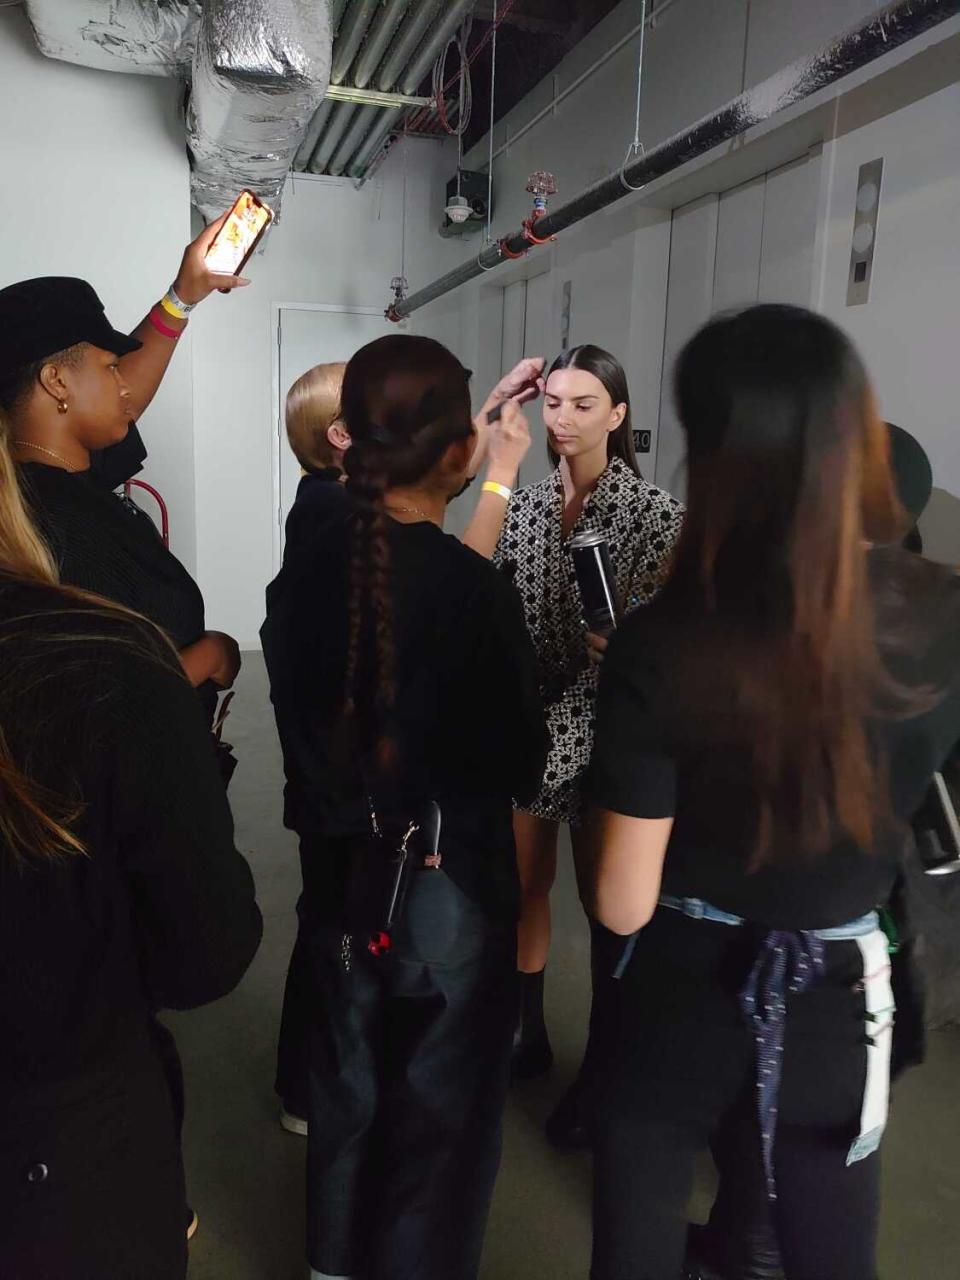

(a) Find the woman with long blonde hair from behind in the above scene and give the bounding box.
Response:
[0,413,262,1279]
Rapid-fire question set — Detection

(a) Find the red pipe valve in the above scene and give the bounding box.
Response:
[523,170,558,244]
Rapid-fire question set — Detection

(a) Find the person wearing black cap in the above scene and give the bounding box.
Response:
[0,214,248,720]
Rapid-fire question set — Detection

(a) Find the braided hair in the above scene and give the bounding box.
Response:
[339,336,473,759]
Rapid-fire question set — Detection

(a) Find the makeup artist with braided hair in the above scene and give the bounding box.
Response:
[265,334,548,1280]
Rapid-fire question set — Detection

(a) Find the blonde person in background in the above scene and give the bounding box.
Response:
[270,360,352,1133]
[281,362,353,560]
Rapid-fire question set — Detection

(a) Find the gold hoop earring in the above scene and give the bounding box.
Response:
[57,400,69,414]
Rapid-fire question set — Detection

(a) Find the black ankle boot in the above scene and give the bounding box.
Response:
[511,969,554,1080]
[544,1080,591,1149]
[685,1222,784,1280]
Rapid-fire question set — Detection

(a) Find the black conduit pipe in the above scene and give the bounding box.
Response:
[388,0,960,320]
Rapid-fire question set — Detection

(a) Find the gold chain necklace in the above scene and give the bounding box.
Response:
[384,502,434,523]
[12,441,78,473]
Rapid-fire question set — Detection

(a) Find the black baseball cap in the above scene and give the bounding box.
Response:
[0,277,142,383]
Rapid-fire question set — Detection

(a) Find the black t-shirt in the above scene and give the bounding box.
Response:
[283,468,347,559]
[19,459,219,721]
[263,509,549,922]
[0,580,261,1098]
[588,548,960,929]
[20,461,205,652]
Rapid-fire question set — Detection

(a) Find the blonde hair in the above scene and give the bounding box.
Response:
[0,411,57,584]
[0,415,174,863]
[285,362,347,472]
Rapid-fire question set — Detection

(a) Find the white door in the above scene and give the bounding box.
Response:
[273,304,402,569]
[500,280,527,380]
[521,271,557,487]
[496,273,557,489]
[655,149,822,500]
[655,193,719,499]
[758,150,823,304]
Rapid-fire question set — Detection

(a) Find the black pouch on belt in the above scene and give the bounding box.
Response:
[344,801,443,956]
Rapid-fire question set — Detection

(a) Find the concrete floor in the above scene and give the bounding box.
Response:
[167,655,960,1279]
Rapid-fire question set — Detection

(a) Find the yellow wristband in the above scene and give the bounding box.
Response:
[159,293,187,321]
[482,481,512,502]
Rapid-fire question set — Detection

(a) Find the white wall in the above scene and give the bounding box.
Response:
[0,8,197,570]
[190,141,462,645]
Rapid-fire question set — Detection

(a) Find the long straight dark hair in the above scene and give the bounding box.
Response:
[339,335,473,756]
[546,344,641,476]
[667,304,908,865]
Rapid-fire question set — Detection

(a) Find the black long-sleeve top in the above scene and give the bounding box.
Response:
[0,580,262,1100]
[263,509,549,922]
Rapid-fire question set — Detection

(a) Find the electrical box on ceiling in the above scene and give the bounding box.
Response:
[439,170,492,238]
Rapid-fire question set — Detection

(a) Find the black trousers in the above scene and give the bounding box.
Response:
[275,844,319,1117]
[305,861,518,1280]
[589,909,882,1280]
[0,1039,186,1280]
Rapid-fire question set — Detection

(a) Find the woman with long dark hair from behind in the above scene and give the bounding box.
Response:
[264,334,547,1280]
[0,424,261,1277]
[494,344,683,1083]
[584,305,960,1279]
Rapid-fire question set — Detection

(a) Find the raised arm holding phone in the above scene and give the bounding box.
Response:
[0,206,256,707]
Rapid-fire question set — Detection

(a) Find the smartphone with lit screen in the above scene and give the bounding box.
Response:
[204,190,274,279]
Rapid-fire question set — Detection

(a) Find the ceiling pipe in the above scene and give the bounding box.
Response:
[307,102,358,172]
[375,0,443,92]
[330,0,380,85]
[346,107,401,178]
[330,0,350,36]
[328,103,382,174]
[352,0,412,89]
[346,0,472,178]
[295,98,334,168]
[398,0,475,95]
[301,0,428,174]
[390,0,960,319]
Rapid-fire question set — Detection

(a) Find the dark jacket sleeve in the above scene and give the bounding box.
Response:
[107,654,262,1010]
[458,566,549,806]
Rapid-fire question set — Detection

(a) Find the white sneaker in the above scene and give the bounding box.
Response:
[279,1105,309,1137]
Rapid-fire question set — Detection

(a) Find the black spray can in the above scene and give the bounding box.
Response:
[570,530,620,634]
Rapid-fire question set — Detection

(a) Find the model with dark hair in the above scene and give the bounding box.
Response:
[493,343,683,1079]
[264,334,548,1280]
[584,305,960,1279]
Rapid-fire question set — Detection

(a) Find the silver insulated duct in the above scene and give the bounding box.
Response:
[24,0,199,75]
[186,0,331,219]
[23,0,332,220]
